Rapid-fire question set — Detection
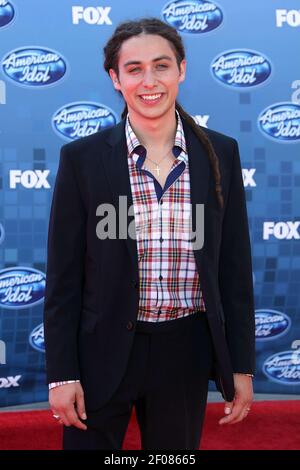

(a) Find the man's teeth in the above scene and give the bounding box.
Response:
[141,94,162,101]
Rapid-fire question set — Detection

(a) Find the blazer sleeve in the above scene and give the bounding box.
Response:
[43,144,86,383]
[218,139,256,375]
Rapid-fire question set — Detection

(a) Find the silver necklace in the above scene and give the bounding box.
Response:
[144,146,174,177]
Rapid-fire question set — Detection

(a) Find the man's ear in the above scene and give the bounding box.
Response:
[178,59,186,83]
[109,68,121,91]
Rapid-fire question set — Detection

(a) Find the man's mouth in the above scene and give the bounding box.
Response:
[139,93,164,104]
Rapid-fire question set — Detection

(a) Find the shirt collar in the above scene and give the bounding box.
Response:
[125,110,187,164]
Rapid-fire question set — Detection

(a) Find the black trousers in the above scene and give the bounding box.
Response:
[63,312,214,450]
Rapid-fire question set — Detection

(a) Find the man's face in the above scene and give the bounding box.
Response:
[109,34,186,121]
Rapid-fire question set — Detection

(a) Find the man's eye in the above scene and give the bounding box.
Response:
[128,64,167,73]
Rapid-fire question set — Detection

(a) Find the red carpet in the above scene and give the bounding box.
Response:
[0,401,299,450]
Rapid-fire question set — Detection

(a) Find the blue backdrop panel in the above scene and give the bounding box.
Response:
[0,0,299,406]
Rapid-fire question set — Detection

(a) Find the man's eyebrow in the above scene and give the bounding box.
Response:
[123,55,173,67]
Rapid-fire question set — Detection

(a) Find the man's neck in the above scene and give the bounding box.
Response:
[127,107,177,151]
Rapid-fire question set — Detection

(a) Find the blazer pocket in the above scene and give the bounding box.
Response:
[80,308,101,333]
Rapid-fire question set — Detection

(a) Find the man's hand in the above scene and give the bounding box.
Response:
[49,382,87,430]
[219,374,253,425]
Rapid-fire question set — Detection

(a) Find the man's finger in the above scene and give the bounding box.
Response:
[223,401,233,415]
[69,417,87,431]
[226,405,251,424]
[76,391,87,421]
[57,410,71,427]
[51,409,64,426]
[65,406,87,431]
[219,401,244,425]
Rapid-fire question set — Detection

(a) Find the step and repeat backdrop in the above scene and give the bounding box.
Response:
[0,0,299,406]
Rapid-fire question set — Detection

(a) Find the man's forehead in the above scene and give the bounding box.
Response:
[118,35,176,64]
[123,55,173,67]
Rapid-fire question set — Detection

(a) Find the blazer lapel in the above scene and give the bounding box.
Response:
[101,120,139,279]
[182,119,210,263]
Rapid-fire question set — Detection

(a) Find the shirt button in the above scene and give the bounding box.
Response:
[159,275,163,281]
[160,200,163,205]
[158,310,161,315]
[160,237,163,243]
[126,321,134,331]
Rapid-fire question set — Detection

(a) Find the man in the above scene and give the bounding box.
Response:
[44,18,255,450]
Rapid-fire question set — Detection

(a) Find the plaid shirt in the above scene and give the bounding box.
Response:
[126,111,206,322]
[48,111,206,389]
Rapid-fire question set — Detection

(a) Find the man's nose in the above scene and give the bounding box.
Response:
[142,70,157,88]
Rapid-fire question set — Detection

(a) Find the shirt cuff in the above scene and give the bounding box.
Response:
[233,373,254,377]
[48,380,80,390]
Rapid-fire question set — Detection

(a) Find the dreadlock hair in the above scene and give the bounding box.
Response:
[103,17,224,210]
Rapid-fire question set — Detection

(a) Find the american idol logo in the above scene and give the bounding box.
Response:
[29,323,45,353]
[52,102,118,140]
[0,1,14,28]
[1,47,67,87]
[211,50,272,88]
[255,309,291,340]
[0,267,45,309]
[258,102,300,142]
[162,0,223,34]
[263,350,300,385]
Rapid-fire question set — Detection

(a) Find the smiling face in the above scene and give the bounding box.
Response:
[109,33,186,122]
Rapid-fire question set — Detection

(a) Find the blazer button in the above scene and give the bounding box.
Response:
[132,280,138,288]
[126,321,134,331]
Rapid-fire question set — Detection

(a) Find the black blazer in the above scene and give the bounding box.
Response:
[44,118,255,410]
